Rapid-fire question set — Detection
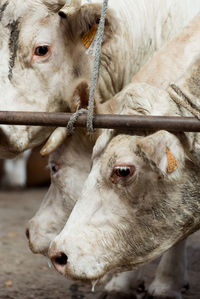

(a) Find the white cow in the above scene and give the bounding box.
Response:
[47,13,200,298]
[0,0,200,158]
[28,14,200,298]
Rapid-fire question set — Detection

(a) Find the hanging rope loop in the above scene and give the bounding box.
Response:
[86,0,109,133]
[66,0,109,136]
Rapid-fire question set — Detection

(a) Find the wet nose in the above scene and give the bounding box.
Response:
[25,228,30,240]
[50,251,68,275]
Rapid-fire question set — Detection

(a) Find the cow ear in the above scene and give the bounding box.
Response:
[136,131,185,178]
[59,3,118,47]
[69,80,90,112]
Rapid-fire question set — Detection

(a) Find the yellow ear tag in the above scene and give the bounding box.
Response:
[81,25,97,49]
[166,147,178,173]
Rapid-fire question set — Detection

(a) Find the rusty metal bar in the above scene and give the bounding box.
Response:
[0,111,200,132]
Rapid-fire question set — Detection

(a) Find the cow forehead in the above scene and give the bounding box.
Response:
[93,134,139,173]
[101,135,138,166]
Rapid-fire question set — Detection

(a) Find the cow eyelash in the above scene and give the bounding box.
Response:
[34,45,50,57]
[110,165,135,183]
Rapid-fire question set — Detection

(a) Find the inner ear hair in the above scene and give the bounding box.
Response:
[73,80,89,110]
[66,4,118,43]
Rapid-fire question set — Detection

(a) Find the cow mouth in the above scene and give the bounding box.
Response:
[28,242,49,256]
[61,260,110,284]
[65,269,105,284]
[28,237,50,256]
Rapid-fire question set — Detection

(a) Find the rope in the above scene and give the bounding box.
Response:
[169,84,200,120]
[87,0,109,133]
[66,0,109,136]
[66,108,88,134]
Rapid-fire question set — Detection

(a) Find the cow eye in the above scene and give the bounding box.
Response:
[110,165,135,183]
[34,45,49,56]
[51,163,59,175]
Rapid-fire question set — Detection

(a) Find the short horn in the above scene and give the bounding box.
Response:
[40,127,67,156]
[58,0,81,18]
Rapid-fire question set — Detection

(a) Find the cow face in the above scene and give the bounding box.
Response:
[49,130,200,282]
[27,129,93,254]
[0,0,116,158]
[26,80,96,255]
[0,0,66,157]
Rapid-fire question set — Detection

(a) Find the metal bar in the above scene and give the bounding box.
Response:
[0,111,200,132]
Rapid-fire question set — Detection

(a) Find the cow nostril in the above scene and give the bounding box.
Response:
[25,228,30,240]
[54,252,68,266]
[51,252,68,275]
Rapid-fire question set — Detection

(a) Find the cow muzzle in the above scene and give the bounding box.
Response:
[26,222,51,255]
[48,238,108,281]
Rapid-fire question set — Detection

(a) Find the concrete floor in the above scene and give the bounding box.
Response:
[0,188,199,299]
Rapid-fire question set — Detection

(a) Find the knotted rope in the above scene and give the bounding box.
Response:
[66,0,109,135]
[169,84,200,120]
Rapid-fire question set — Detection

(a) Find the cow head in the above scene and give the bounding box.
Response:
[0,0,117,158]
[26,79,96,255]
[27,130,93,254]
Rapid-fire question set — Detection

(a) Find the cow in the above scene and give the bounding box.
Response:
[28,124,189,298]
[0,0,200,158]
[28,14,200,298]
[46,13,200,298]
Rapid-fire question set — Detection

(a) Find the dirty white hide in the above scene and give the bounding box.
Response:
[48,13,200,298]
[0,0,200,158]
[28,15,200,298]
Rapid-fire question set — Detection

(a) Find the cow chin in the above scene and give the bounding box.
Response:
[66,260,107,283]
